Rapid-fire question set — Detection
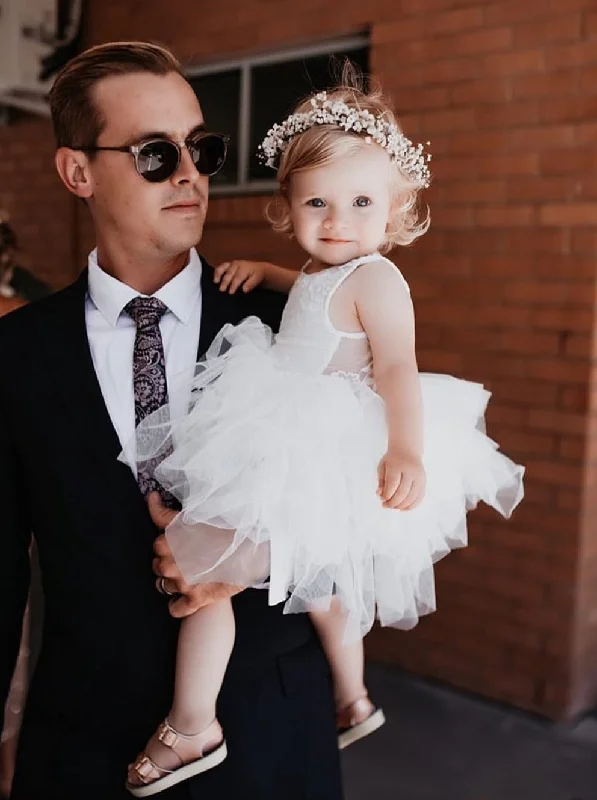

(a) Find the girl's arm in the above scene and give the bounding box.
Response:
[213,260,299,295]
[353,260,425,511]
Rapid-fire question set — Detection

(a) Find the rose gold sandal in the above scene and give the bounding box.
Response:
[337,695,385,750]
[125,718,227,797]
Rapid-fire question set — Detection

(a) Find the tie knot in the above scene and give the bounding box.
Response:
[124,296,168,327]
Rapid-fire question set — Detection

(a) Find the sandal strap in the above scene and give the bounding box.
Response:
[157,719,182,750]
[158,717,219,758]
[131,753,175,784]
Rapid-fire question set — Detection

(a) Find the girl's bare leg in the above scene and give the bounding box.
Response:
[309,598,367,709]
[127,597,235,786]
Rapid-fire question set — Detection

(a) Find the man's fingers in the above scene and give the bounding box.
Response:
[169,594,201,618]
[147,492,178,530]
[155,576,179,595]
[153,534,171,558]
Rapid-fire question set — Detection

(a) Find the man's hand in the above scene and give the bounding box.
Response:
[147,492,244,618]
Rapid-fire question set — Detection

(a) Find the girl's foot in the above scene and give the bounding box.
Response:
[336,695,385,750]
[126,717,227,797]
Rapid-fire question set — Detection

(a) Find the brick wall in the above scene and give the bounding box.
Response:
[2,0,597,718]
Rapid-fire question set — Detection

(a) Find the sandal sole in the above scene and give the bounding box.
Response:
[126,740,228,797]
[338,708,386,750]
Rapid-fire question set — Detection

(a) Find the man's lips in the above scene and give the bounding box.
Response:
[164,201,202,210]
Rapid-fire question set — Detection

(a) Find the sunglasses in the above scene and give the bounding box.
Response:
[76,131,229,183]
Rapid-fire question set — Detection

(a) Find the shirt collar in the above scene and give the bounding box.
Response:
[87,248,203,328]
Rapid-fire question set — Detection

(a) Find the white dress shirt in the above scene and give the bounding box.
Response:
[85,248,203,463]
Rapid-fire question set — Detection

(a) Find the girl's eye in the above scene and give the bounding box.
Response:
[354,196,371,207]
[307,198,325,208]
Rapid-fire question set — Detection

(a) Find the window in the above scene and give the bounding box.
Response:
[187,36,369,195]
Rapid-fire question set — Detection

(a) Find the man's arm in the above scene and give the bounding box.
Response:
[0,386,32,732]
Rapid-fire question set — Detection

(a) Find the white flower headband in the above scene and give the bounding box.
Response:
[258,91,432,187]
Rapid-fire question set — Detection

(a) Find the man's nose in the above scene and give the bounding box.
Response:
[171,145,200,185]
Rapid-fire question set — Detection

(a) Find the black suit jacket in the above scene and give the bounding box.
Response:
[0,258,342,800]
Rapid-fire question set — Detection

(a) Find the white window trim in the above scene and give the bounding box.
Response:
[187,35,369,196]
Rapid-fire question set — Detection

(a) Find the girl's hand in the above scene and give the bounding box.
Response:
[213,260,267,294]
[377,450,426,511]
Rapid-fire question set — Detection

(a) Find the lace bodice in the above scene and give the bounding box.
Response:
[272,253,410,382]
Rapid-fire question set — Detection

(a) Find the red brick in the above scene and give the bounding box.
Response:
[531,307,594,333]
[408,27,513,61]
[575,123,597,145]
[478,100,541,129]
[506,177,576,203]
[510,124,576,150]
[434,180,506,205]
[374,6,485,44]
[547,40,597,69]
[528,409,587,435]
[422,108,477,133]
[513,69,580,99]
[451,78,512,106]
[419,56,481,85]
[539,96,597,126]
[540,204,597,226]
[527,358,588,384]
[571,230,597,253]
[475,205,535,227]
[514,13,583,46]
[431,206,474,228]
[483,48,545,76]
[393,86,451,112]
[539,149,597,177]
[560,386,589,413]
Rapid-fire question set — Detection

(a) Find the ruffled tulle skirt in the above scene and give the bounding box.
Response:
[132,317,524,639]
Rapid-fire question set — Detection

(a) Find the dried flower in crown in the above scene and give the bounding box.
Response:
[258,92,432,187]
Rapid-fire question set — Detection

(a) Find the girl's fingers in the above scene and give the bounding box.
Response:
[382,467,402,503]
[242,274,259,292]
[213,262,230,283]
[385,477,413,509]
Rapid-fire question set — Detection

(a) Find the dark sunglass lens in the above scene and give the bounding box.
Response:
[189,135,227,177]
[137,140,179,182]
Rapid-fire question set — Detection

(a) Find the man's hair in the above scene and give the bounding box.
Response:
[48,41,184,149]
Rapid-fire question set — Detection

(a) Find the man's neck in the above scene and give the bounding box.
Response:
[95,243,192,296]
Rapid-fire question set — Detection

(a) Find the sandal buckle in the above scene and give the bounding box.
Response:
[157,720,179,749]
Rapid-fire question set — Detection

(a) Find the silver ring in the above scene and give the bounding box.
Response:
[156,576,176,597]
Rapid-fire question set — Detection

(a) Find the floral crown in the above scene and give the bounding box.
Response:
[258,91,432,187]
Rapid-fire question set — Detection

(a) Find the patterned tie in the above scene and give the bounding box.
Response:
[124,296,176,506]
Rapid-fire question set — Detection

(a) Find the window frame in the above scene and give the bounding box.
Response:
[186,35,369,196]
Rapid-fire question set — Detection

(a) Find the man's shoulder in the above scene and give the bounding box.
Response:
[0,278,83,354]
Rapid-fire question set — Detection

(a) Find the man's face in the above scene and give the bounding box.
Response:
[87,71,209,259]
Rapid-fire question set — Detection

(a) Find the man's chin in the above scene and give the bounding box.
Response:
[161,225,205,255]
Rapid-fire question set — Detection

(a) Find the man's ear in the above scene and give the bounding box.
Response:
[54,148,94,199]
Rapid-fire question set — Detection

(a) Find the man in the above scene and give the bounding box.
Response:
[0,41,343,800]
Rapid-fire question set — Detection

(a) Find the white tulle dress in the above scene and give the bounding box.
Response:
[132,253,524,639]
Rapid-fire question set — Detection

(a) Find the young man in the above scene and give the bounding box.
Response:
[0,41,343,800]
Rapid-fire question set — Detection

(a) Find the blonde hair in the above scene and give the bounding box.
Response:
[267,67,430,251]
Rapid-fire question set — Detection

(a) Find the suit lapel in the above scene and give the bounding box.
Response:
[198,256,235,359]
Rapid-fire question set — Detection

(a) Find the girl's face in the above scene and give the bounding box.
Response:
[287,144,393,268]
